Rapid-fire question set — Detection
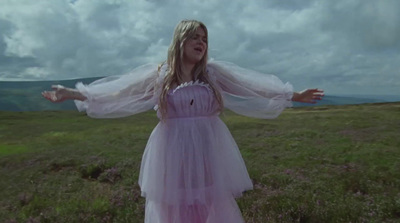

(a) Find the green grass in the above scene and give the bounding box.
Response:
[1,103,400,222]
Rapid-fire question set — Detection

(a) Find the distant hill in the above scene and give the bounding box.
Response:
[0,78,399,111]
[292,95,395,107]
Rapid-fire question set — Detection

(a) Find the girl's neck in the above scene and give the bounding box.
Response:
[181,62,195,83]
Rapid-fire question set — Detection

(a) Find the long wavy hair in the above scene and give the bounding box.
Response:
[158,20,223,120]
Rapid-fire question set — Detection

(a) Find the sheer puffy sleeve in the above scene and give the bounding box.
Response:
[74,64,165,118]
[207,61,293,119]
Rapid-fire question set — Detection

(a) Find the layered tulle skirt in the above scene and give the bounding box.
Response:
[138,116,253,223]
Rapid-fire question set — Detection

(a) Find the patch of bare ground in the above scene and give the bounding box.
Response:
[338,126,386,142]
[251,178,284,197]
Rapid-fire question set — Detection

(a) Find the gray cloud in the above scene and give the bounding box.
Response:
[0,0,399,95]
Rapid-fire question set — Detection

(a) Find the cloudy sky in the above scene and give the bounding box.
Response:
[0,0,399,95]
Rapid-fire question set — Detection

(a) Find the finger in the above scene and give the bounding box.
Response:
[313,93,324,97]
[307,88,323,92]
[51,84,63,90]
[43,92,55,101]
[311,89,324,93]
[42,93,52,100]
[42,91,50,98]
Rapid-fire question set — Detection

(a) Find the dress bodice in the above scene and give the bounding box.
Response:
[157,80,220,119]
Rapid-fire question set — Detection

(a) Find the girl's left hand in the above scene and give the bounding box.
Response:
[292,89,324,103]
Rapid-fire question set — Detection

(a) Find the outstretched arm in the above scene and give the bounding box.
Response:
[42,85,87,103]
[42,64,161,118]
[292,88,324,104]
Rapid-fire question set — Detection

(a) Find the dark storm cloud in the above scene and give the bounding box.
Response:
[0,18,40,79]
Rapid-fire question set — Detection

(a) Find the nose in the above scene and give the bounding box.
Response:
[197,39,205,46]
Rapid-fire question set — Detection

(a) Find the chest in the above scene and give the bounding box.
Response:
[164,81,219,118]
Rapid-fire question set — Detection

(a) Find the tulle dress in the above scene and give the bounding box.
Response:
[74,61,293,223]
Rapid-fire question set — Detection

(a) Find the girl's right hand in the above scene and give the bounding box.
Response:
[41,85,70,103]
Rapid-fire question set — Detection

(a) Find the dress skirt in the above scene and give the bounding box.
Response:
[138,116,253,223]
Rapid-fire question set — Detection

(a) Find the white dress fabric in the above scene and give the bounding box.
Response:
[74,61,293,223]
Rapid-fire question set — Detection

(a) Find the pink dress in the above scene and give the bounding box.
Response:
[74,61,293,223]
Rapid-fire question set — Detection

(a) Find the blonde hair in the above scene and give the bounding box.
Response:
[158,20,223,120]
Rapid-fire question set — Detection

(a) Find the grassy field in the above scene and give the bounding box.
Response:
[1,103,399,223]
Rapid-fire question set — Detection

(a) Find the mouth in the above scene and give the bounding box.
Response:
[194,47,203,53]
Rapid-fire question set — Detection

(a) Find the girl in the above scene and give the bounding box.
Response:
[43,20,323,223]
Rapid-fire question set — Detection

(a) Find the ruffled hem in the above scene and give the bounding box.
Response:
[144,196,245,223]
[171,80,212,95]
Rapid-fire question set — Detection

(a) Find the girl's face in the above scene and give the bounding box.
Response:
[182,27,207,65]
